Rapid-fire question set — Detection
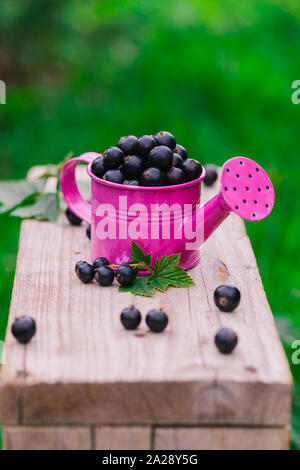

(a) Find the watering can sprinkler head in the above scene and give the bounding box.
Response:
[199,156,275,244]
[219,156,275,221]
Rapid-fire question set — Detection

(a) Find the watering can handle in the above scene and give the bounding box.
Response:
[60,152,100,225]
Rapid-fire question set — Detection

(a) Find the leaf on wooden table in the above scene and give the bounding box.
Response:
[148,253,195,292]
[11,193,59,221]
[0,179,45,214]
[119,276,155,297]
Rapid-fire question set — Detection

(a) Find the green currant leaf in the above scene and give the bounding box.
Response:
[153,253,181,273]
[0,179,45,214]
[131,240,152,266]
[119,276,155,297]
[148,253,195,292]
[11,193,59,221]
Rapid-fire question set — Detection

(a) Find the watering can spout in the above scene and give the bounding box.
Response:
[196,193,231,245]
[193,156,275,248]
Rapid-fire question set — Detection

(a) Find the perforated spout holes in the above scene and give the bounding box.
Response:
[220,157,275,221]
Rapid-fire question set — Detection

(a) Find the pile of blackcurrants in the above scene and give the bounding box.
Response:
[90,131,202,186]
[75,257,136,287]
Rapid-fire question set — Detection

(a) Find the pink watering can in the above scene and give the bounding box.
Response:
[60,153,274,270]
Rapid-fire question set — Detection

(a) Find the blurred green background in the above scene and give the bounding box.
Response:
[0,0,299,449]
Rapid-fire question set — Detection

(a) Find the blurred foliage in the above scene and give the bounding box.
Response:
[0,0,299,448]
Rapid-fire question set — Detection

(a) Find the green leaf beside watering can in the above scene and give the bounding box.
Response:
[11,193,59,221]
[0,153,73,221]
[0,179,45,214]
[118,241,195,297]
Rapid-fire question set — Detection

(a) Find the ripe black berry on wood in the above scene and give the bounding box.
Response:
[103,146,125,170]
[140,167,165,186]
[66,207,82,226]
[215,328,238,354]
[117,135,138,155]
[214,285,241,312]
[91,155,105,178]
[146,309,168,333]
[135,135,156,158]
[94,266,115,286]
[75,261,95,283]
[115,265,136,286]
[174,144,188,160]
[120,306,142,330]
[103,169,124,184]
[11,316,36,344]
[154,131,176,150]
[75,260,86,272]
[182,159,202,181]
[148,145,173,171]
[93,257,110,269]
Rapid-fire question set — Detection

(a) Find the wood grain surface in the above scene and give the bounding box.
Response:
[154,425,291,450]
[3,425,91,450]
[0,165,292,432]
[3,424,290,450]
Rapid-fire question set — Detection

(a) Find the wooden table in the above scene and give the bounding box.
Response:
[0,167,292,450]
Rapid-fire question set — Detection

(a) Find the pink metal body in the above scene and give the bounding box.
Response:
[60,153,275,269]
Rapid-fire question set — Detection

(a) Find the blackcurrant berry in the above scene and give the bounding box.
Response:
[140,167,165,186]
[214,285,241,312]
[12,315,36,344]
[117,135,138,155]
[115,265,136,286]
[123,155,144,179]
[215,328,238,354]
[125,179,140,186]
[103,169,124,184]
[86,225,91,240]
[174,144,188,160]
[75,261,95,283]
[103,146,125,170]
[204,164,218,186]
[166,167,185,186]
[182,159,202,181]
[94,266,115,286]
[93,257,110,269]
[148,145,173,171]
[91,155,105,178]
[172,153,184,169]
[120,306,142,330]
[135,135,156,158]
[75,260,86,272]
[66,207,82,226]
[146,309,168,333]
[122,261,138,273]
[154,131,176,150]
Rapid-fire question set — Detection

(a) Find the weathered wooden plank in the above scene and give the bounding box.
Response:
[95,426,151,450]
[0,382,21,425]
[3,425,91,450]
[154,426,290,450]
[0,166,292,428]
